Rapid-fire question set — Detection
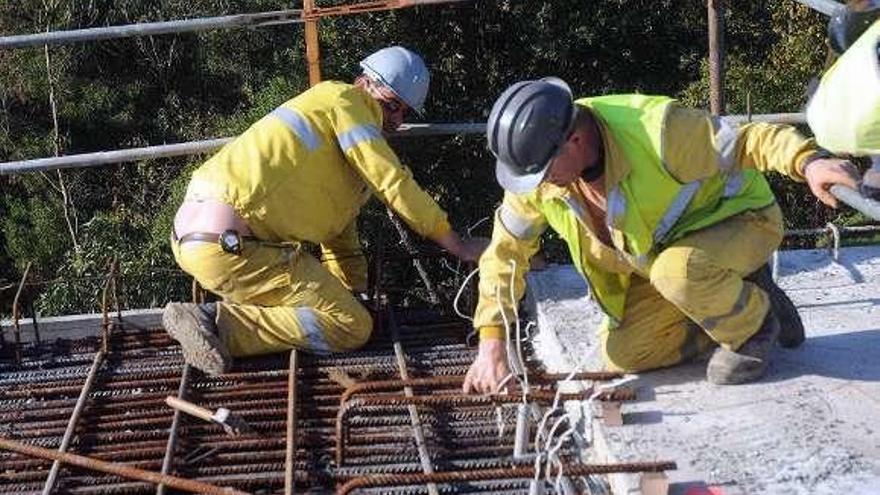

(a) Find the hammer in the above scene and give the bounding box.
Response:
[165,396,256,436]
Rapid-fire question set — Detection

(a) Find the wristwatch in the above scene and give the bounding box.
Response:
[219,229,243,255]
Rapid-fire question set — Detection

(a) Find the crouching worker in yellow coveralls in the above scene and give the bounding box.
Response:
[463,78,860,391]
[164,46,487,375]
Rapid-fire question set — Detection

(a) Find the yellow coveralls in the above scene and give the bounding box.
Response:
[173,81,451,356]
[474,98,820,372]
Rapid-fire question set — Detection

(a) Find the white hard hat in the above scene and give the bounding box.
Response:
[360,46,430,114]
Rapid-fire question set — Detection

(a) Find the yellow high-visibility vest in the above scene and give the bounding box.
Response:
[808,20,880,156]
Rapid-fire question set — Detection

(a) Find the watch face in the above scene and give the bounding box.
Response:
[220,231,241,253]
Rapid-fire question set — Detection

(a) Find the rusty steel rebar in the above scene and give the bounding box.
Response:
[386,208,441,305]
[708,0,726,115]
[10,261,33,363]
[100,257,118,353]
[157,364,192,495]
[339,371,626,404]
[41,349,106,494]
[386,305,439,495]
[0,437,250,494]
[285,350,298,495]
[335,388,635,464]
[335,460,677,494]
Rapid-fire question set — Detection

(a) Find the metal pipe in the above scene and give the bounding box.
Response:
[41,350,106,495]
[335,461,677,495]
[285,350,298,495]
[0,437,250,495]
[0,10,304,50]
[2,117,807,176]
[11,262,32,363]
[708,0,726,115]
[721,112,805,124]
[386,306,439,495]
[0,124,484,176]
[157,364,192,495]
[830,184,880,221]
[793,0,844,16]
[785,224,880,236]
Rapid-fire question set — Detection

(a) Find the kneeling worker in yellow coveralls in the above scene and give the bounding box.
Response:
[463,78,860,391]
[164,46,486,375]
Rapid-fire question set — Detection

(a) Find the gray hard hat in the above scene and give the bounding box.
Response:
[487,77,575,194]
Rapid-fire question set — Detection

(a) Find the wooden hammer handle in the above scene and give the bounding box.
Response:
[165,396,215,423]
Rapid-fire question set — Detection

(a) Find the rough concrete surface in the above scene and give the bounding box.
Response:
[525,246,880,495]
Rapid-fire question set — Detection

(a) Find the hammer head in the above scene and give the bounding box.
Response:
[213,407,257,436]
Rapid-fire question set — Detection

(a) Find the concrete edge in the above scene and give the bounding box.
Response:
[1,308,163,342]
[526,289,652,495]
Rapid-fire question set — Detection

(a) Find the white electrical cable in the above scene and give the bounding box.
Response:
[452,266,480,322]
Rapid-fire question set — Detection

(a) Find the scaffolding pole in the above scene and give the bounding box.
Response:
[2,116,810,176]
[0,10,304,50]
[0,124,486,175]
[793,0,844,17]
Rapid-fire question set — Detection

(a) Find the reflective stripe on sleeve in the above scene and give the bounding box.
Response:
[713,116,739,172]
[653,180,702,243]
[498,204,545,240]
[337,124,382,153]
[294,307,333,354]
[271,107,321,151]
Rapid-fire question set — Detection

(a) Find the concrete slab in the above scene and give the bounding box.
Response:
[525,246,880,495]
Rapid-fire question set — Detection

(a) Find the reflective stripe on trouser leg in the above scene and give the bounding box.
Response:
[171,239,372,357]
[648,206,783,352]
[600,275,714,372]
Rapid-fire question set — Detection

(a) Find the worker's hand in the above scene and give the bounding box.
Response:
[462,339,510,394]
[803,158,861,208]
[457,236,490,262]
[435,231,489,262]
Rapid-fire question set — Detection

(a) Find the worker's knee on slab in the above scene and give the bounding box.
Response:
[601,331,659,373]
[650,246,725,311]
[329,303,373,352]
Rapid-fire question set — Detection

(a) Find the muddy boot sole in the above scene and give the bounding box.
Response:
[707,348,768,385]
[163,303,232,376]
[706,311,779,385]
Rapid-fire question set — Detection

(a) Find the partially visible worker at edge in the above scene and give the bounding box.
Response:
[463,78,861,393]
[163,46,486,376]
[807,0,880,197]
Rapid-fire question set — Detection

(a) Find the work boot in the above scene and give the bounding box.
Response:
[746,264,805,348]
[163,302,232,376]
[706,311,781,385]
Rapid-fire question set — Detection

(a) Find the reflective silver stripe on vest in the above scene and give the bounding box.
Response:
[271,107,321,151]
[337,124,382,153]
[294,307,332,354]
[723,171,744,198]
[498,204,545,240]
[606,186,627,228]
[713,116,739,172]
[653,180,702,243]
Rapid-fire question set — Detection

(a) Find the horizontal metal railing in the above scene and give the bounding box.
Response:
[0,10,304,49]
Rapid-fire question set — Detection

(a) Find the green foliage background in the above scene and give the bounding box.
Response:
[0,1,863,317]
